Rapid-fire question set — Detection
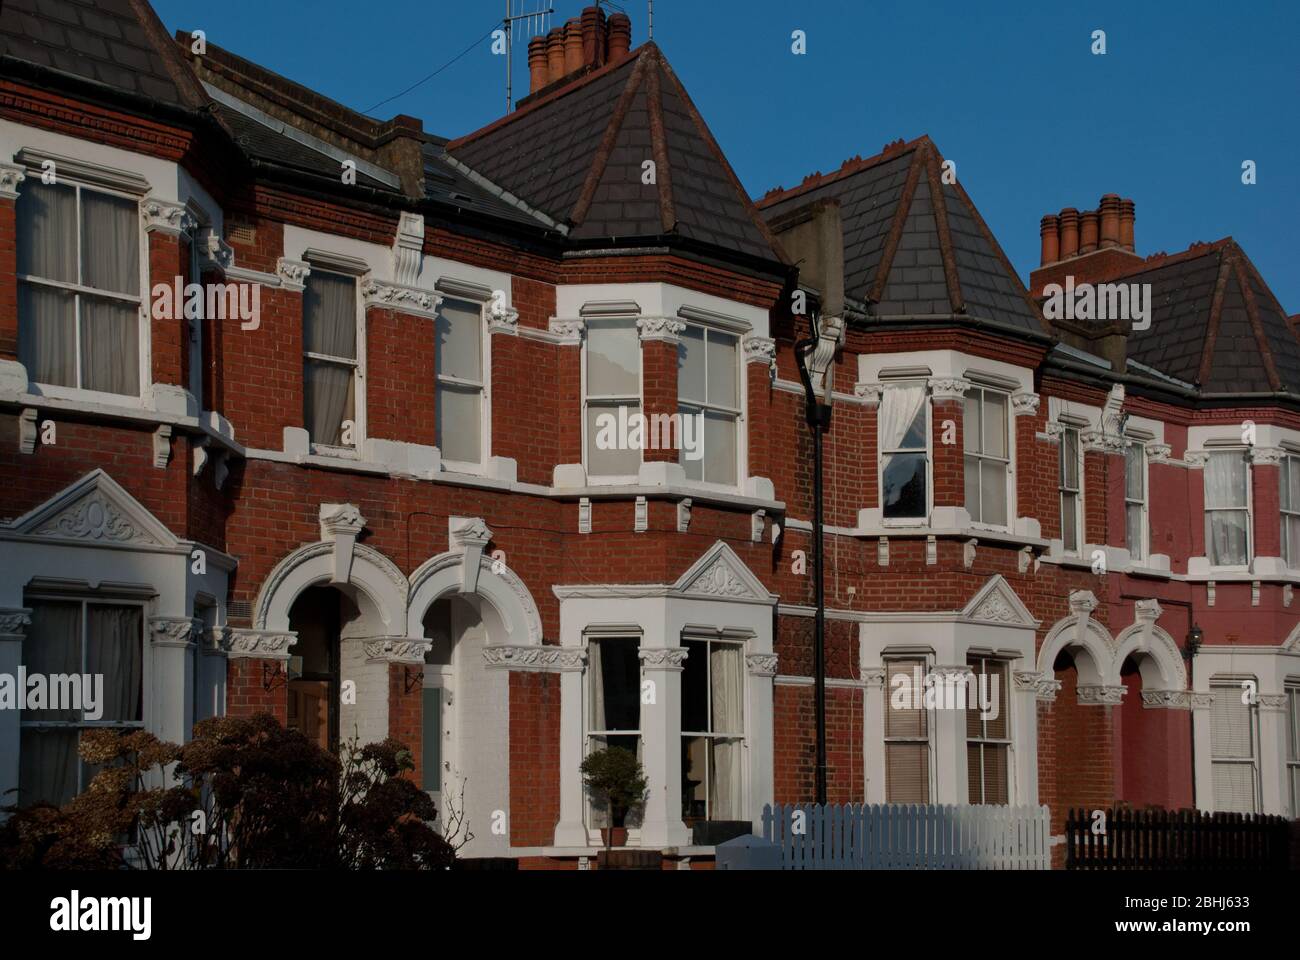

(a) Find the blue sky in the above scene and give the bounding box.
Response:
[153,0,1300,309]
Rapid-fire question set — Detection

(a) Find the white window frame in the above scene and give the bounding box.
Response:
[582,632,644,841]
[1209,679,1260,813]
[16,178,150,406]
[882,654,934,803]
[302,266,365,458]
[1058,424,1084,555]
[581,315,643,486]
[1280,455,1300,568]
[434,294,491,475]
[964,385,1013,531]
[1204,448,1253,570]
[878,380,932,525]
[18,594,151,807]
[679,633,748,823]
[1124,437,1149,562]
[1287,683,1300,818]
[966,655,1011,805]
[677,321,745,493]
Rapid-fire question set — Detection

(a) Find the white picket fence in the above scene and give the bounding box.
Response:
[761,803,1051,870]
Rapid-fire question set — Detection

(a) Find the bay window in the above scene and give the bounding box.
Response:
[302,269,360,449]
[17,180,142,397]
[964,387,1009,527]
[1059,425,1082,553]
[1205,450,1251,567]
[1209,680,1259,813]
[681,638,745,822]
[435,297,486,467]
[880,383,929,520]
[1280,455,1300,566]
[678,324,740,487]
[19,598,144,808]
[584,318,641,479]
[966,656,1009,804]
[586,636,641,828]
[884,657,930,802]
[1124,440,1148,561]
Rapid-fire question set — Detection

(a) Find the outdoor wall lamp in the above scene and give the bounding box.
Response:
[1184,624,1203,660]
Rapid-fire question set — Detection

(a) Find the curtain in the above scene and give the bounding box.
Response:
[86,605,143,722]
[303,272,357,445]
[80,297,140,395]
[20,729,77,808]
[18,285,76,388]
[880,384,927,450]
[1206,453,1248,564]
[23,602,81,722]
[80,190,139,295]
[16,182,76,282]
[587,639,605,733]
[709,644,743,820]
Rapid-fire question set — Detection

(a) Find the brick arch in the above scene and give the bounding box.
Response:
[1036,610,1115,687]
[1112,621,1187,694]
[406,551,544,647]
[255,541,408,637]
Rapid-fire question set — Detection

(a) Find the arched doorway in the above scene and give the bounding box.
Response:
[286,586,350,753]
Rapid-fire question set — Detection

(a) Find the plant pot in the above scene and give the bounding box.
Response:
[600,827,628,848]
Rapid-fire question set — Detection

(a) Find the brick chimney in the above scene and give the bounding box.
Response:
[1030,194,1143,297]
[520,6,635,104]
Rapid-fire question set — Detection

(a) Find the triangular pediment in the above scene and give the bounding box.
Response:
[673,541,774,604]
[7,469,178,548]
[962,574,1038,628]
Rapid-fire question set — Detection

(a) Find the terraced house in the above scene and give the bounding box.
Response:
[0,0,1296,867]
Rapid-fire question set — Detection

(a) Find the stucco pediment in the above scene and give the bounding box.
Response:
[674,541,775,604]
[962,575,1039,628]
[6,469,178,548]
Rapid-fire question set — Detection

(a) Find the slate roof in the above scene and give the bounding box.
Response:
[214,105,393,191]
[757,137,1044,334]
[0,0,203,109]
[1119,240,1300,397]
[447,43,783,264]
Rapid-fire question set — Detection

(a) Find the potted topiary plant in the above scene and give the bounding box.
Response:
[580,746,647,849]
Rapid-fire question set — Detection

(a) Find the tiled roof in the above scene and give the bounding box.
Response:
[1121,240,1300,396]
[758,137,1044,334]
[447,43,783,264]
[0,0,203,108]
[214,105,393,191]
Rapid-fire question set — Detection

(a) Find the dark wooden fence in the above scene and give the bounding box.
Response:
[1065,807,1291,870]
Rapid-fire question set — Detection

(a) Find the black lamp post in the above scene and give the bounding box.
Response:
[794,308,844,807]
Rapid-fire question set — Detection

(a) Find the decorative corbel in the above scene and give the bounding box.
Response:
[19,408,38,454]
[153,424,172,469]
[1070,589,1099,647]
[677,498,692,533]
[449,516,492,594]
[320,503,366,584]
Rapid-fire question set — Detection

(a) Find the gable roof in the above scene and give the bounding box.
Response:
[757,136,1043,334]
[1117,239,1300,397]
[447,43,784,265]
[5,469,180,548]
[0,0,206,111]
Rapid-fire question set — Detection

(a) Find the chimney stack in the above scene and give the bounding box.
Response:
[527,36,549,94]
[1039,214,1060,267]
[580,5,607,68]
[563,18,583,74]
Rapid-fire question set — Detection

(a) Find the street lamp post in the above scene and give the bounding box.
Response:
[795,308,845,807]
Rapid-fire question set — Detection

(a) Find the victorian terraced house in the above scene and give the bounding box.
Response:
[0,0,1297,867]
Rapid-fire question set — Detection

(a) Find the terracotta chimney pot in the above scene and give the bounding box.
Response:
[608,13,632,60]
[564,19,584,74]
[580,5,606,68]
[546,28,565,83]
[1099,194,1121,248]
[1079,209,1099,254]
[1040,214,1060,266]
[1059,208,1080,259]
[528,36,549,94]
[1119,199,1136,252]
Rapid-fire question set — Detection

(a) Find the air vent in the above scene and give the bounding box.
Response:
[226,221,256,246]
[228,600,252,621]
